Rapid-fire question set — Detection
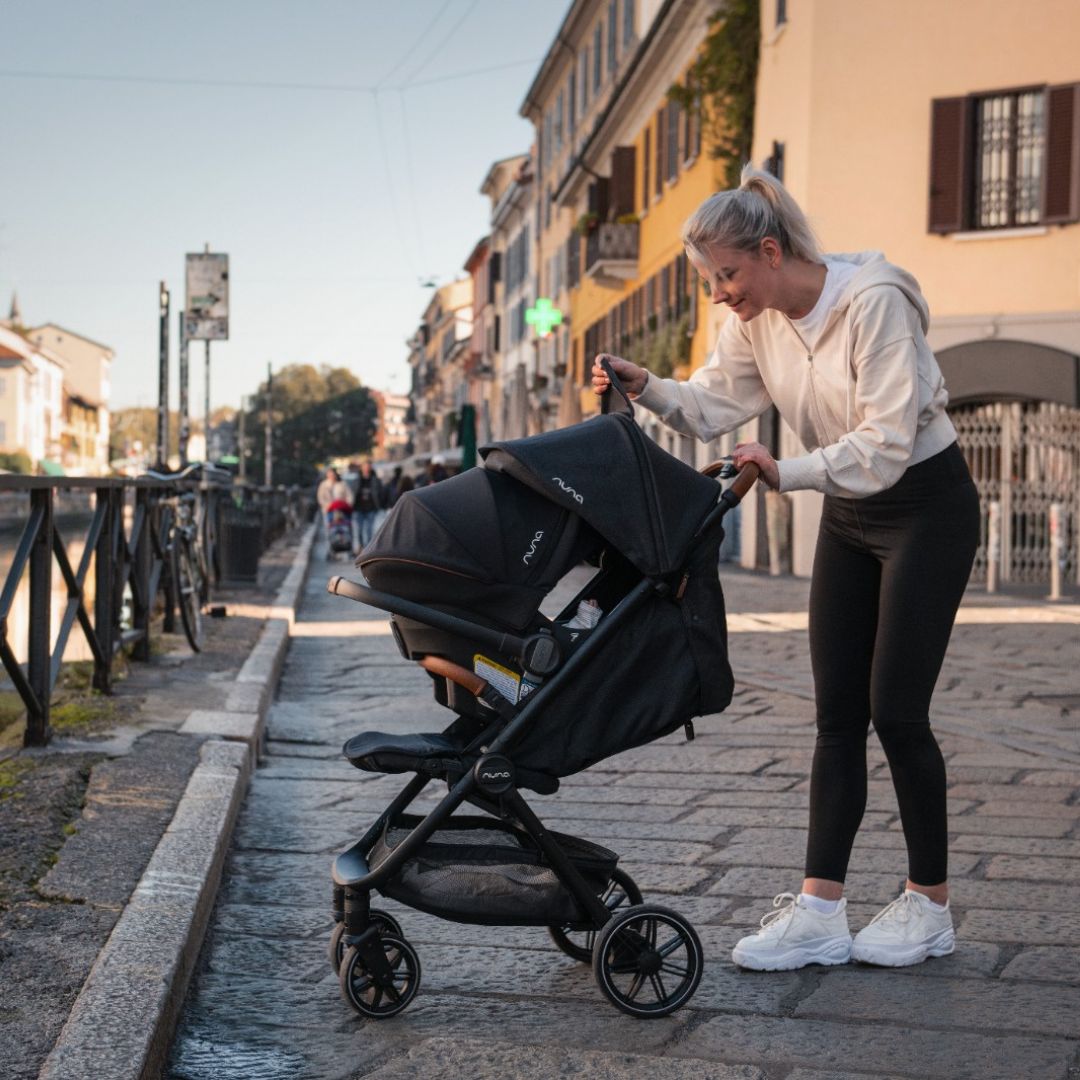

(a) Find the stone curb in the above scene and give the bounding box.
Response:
[38,523,317,1080]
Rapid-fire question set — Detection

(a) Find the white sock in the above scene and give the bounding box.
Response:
[799,892,840,914]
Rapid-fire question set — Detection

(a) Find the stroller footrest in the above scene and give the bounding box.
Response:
[344,731,469,776]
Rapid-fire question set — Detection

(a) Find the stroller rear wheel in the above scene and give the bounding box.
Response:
[592,904,703,1018]
[339,934,421,1018]
[548,868,643,963]
[329,910,404,974]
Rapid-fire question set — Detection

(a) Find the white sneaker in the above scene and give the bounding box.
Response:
[731,893,852,971]
[851,889,956,967]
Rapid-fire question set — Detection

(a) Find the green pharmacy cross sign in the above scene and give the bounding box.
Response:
[525,297,563,338]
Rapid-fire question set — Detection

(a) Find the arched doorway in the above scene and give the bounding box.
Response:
[939,340,1080,586]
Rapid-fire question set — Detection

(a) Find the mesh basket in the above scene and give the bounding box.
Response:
[370,814,619,926]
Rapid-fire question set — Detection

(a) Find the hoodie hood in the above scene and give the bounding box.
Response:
[829,251,931,333]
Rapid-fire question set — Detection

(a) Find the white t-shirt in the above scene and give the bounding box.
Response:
[788,258,859,350]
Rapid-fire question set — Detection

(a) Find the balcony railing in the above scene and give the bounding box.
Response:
[584,223,639,285]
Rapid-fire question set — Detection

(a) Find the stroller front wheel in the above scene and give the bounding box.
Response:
[548,867,643,963]
[339,934,421,1018]
[592,904,703,1018]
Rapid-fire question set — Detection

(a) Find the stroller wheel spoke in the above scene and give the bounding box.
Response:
[339,936,421,1019]
[594,905,703,1018]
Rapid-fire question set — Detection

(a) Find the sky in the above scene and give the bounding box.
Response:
[1,0,570,413]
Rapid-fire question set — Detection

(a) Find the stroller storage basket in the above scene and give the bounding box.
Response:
[371,814,618,926]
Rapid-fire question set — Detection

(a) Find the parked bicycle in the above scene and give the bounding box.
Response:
[142,463,230,652]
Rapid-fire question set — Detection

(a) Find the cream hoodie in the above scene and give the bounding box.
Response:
[635,251,957,498]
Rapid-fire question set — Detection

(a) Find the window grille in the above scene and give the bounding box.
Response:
[975,90,1045,228]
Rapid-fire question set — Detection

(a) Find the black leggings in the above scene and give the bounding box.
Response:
[804,443,979,887]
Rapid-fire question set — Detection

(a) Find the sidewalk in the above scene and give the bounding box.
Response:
[163,551,1080,1080]
[0,523,316,1080]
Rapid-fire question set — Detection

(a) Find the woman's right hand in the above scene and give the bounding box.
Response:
[591,354,648,397]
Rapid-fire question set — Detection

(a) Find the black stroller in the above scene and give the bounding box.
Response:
[327,365,757,1019]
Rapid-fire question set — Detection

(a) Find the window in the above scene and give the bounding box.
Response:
[607,1,618,73]
[622,0,634,48]
[776,0,787,27]
[642,127,651,210]
[579,49,589,114]
[593,25,603,92]
[654,107,665,197]
[765,140,785,182]
[0,420,5,446]
[0,375,6,396]
[554,90,564,153]
[929,84,1080,233]
[568,70,577,136]
[666,98,680,183]
[543,109,553,174]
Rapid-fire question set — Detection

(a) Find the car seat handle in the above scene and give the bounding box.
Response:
[599,356,635,420]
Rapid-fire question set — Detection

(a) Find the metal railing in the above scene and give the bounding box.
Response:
[0,473,310,748]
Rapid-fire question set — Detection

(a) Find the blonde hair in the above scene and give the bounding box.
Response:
[682,163,823,266]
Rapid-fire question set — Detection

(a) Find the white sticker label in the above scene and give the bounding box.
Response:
[474,654,521,703]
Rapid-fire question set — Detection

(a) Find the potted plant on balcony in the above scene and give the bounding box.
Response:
[573,211,600,237]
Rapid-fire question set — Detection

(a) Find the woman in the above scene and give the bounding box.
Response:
[592,165,979,971]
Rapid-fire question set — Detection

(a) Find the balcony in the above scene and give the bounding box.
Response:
[584,223,639,287]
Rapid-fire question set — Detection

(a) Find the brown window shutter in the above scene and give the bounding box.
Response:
[1043,83,1080,224]
[611,146,636,218]
[655,107,665,196]
[928,96,974,233]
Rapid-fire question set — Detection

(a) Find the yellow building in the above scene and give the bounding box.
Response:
[753,0,1080,582]
[527,1,729,441]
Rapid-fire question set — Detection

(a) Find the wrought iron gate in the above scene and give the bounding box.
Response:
[952,401,1079,584]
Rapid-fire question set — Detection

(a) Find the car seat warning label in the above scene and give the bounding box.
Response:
[474,654,520,703]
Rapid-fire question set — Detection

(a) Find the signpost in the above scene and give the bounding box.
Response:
[184,250,229,464]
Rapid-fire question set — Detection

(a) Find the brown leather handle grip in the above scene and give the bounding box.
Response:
[701,459,761,501]
[419,655,487,697]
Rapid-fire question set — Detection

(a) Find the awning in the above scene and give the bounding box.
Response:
[39,459,66,476]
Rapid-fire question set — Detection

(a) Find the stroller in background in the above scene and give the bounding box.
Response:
[326,362,758,1019]
[325,499,353,561]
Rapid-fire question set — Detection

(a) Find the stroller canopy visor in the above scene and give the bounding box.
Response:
[481,412,720,577]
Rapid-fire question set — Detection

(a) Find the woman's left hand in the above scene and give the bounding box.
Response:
[732,442,780,490]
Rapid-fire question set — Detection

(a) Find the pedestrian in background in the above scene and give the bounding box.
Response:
[593,163,979,972]
[316,467,352,549]
[349,457,385,556]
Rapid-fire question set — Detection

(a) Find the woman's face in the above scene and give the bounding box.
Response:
[689,240,781,322]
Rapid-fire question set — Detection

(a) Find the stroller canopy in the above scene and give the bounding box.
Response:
[480,412,720,577]
[358,467,599,629]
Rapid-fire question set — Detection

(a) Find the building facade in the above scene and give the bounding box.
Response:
[752,0,1080,582]
[0,324,66,470]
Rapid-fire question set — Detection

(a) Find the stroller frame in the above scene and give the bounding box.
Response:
[326,459,758,1020]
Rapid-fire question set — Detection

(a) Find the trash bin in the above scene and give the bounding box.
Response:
[219,506,263,584]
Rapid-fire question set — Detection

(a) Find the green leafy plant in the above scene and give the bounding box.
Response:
[669,0,760,190]
[573,212,600,237]
[0,450,33,474]
[626,314,692,382]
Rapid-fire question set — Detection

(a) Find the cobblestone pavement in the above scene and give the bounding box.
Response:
[167,549,1080,1080]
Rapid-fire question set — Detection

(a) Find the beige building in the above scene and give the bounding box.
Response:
[28,324,113,476]
[0,324,66,470]
[480,153,535,440]
[748,0,1080,583]
[408,278,474,455]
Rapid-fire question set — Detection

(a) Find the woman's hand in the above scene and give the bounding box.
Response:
[591,355,648,397]
[733,442,780,490]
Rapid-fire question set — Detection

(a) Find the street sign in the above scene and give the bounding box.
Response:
[185,252,229,340]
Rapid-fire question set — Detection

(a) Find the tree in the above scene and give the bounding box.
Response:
[0,450,33,474]
[110,407,177,463]
[242,364,376,486]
